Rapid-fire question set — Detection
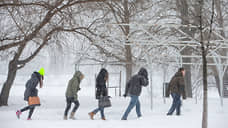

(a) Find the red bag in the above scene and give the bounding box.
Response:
[28,96,40,106]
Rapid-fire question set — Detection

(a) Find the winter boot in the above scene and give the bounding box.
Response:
[27,118,32,120]
[166,113,172,116]
[69,112,76,120]
[16,110,22,119]
[138,116,143,120]
[63,115,67,120]
[88,112,95,120]
[176,110,181,116]
[121,118,127,120]
[102,117,106,120]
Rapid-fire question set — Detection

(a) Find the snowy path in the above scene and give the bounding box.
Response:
[0,86,227,128]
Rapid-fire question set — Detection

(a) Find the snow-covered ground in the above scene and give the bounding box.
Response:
[0,75,227,128]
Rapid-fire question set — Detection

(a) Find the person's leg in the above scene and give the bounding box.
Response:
[176,95,181,115]
[64,97,72,117]
[89,107,99,120]
[70,100,80,119]
[99,107,105,119]
[72,100,80,113]
[167,93,178,115]
[92,107,100,114]
[16,105,31,119]
[20,106,30,112]
[135,97,142,117]
[28,106,35,119]
[121,95,138,120]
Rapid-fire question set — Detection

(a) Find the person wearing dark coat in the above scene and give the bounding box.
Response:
[121,67,149,120]
[64,71,84,120]
[167,67,186,116]
[88,68,109,120]
[16,68,44,120]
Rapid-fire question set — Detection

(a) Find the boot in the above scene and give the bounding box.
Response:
[176,112,181,116]
[16,110,22,119]
[63,115,67,120]
[88,112,95,120]
[102,117,106,120]
[69,112,76,120]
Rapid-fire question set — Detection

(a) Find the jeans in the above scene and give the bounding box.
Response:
[64,97,80,116]
[167,93,181,115]
[20,105,35,119]
[121,95,142,120]
[92,107,105,118]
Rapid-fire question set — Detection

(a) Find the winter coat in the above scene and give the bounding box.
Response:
[24,72,42,101]
[95,68,108,99]
[124,68,149,96]
[65,71,82,101]
[167,71,186,99]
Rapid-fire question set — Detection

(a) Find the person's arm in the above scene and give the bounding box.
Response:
[72,79,79,100]
[167,76,175,97]
[99,80,107,95]
[179,77,186,99]
[166,83,171,97]
[140,76,149,87]
[124,80,131,97]
[39,78,43,88]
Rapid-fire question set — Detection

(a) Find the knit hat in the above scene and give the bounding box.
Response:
[38,68,45,76]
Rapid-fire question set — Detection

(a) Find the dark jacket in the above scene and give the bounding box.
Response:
[24,72,42,101]
[96,68,108,99]
[167,71,186,99]
[125,68,149,96]
[65,71,82,100]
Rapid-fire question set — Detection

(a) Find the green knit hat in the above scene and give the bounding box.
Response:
[38,68,45,76]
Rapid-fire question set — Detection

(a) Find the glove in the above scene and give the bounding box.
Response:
[123,94,127,97]
[183,96,186,100]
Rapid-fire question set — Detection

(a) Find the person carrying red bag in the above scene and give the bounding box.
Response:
[16,68,44,120]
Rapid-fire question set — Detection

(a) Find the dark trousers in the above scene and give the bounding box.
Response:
[20,105,35,119]
[64,97,80,116]
[167,93,181,115]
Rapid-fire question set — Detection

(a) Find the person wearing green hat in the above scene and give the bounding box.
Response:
[38,67,45,76]
[16,68,45,120]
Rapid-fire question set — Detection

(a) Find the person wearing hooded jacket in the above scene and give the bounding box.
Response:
[16,68,45,120]
[88,68,109,120]
[64,71,84,120]
[166,67,186,116]
[121,67,149,120]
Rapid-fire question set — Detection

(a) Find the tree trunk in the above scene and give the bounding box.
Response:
[183,64,193,97]
[0,43,25,106]
[123,0,133,82]
[198,0,207,127]
[214,74,221,95]
[223,69,228,96]
[202,49,208,128]
[125,45,132,81]
[176,0,193,97]
[0,59,18,106]
[181,48,193,98]
[211,67,221,96]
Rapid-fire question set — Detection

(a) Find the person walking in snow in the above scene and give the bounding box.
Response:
[89,68,109,120]
[166,67,186,116]
[121,67,149,120]
[64,71,84,120]
[16,68,45,120]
